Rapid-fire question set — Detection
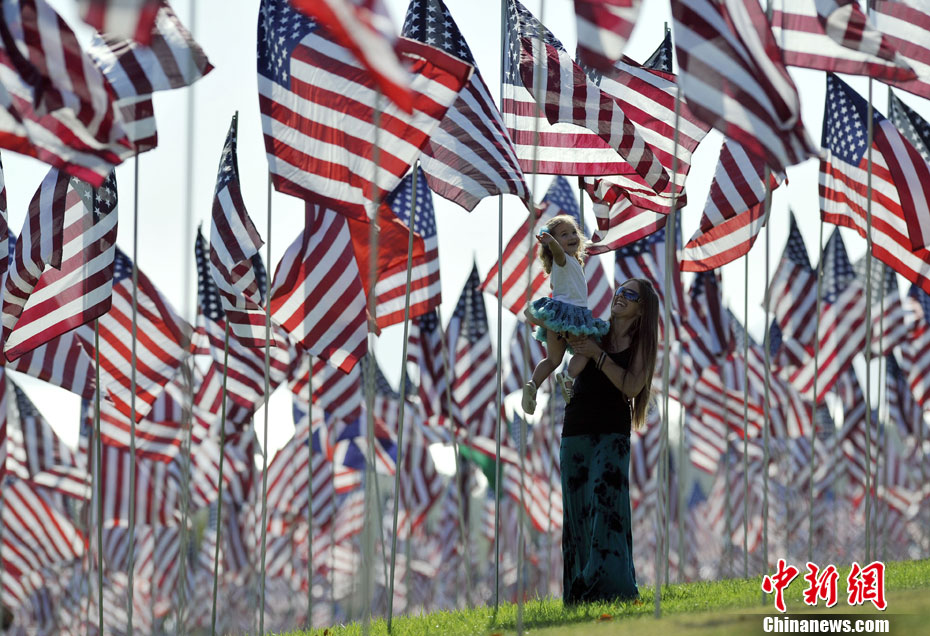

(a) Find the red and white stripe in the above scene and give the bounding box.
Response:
[258,3,471,222]
[290,355,363,424]
[767,212,819,350]
[78,0,162,45]
[681,140,782,272]
[397,422,443,538]
[573,0,642,72]
[93,441,180,527]
[873,1,930,100]
[586,197,667,254]
[4,172,118,361]
[5,330,97,400]
[269,205,367,373]
[771,0,915,82]
[671,0,818,172]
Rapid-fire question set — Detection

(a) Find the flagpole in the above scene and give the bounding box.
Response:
[386,163,423,633]
[676,364,685,582]
[656,44,682,617]
[94,320,104,636]
[875,269,887,564]
[761,170,773,603]
[126,159,141,636]
[808,215,825,564]
[545,388,555,596]
[741,253,750,579]
[305,355,314,630]
[257,173,274,636]
[863,77,876,564]
[209,320,231,636]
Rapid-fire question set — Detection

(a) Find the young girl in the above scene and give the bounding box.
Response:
[522,214,608,414]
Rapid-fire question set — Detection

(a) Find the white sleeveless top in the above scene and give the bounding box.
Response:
[550,257,588,307]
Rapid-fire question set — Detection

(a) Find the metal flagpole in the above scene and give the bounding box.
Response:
[741,254,750,580]
[257,175,274,635]
[209,321,231,636]
[126,159,141,636]
[723,399,732,579]
[94,321,104,636]
[875,269,887,564]
[761,170,773,603]
[808,216,826,564]
[676,364,685,582]
[306,356,313,630]
[387,163,423,632]
[656,52,683,618]
[863,78,876,563]
[545,386,556,596]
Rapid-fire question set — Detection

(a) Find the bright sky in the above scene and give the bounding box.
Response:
[10,0,930,459]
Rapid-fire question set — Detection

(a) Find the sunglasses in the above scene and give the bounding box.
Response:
[615,287,641,303]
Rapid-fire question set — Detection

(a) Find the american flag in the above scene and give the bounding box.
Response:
[885,353,926,461]
[5,329,97,400]
[480,176,568,317]
[77,246,192,422]
[269,204,367,373]
[209,113,270,348]
[789,229,866,403]
[834,370,874,498]
[501,0,668,186]
[195,229,296,414]
[900,284,930,409]
[447,264,496,431]
[872,1,930,100]
[257,0,471,222]
[0,0,131,186]
[402,0,529,211]
[681,270,729,376]
[0,369,5,485]
[4,378,90,501]
[3,172,118,361]
[0,153,7,284]
[573,0,642,72]
[2,169,69,343]
[290,355,363,425]
[86,1,213,152]
[853,258,908,357]
[613,223,683,338]
[78,0,162,44]
[290,0,414,111]
[821,74,930,292]
[501,319,546,397]
[680,139,783,272]
[0,478,85,608]
[406,309,448,427]
[373,167,441,329]
[767,211,818,351]
[671,0,818,173]
[586,196,667,254]
[397,421,443,539]
[771,0,915,81]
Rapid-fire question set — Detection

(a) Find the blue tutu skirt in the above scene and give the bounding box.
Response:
[528,297,609,345]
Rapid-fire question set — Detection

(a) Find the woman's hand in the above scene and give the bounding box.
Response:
[567,336,600,358]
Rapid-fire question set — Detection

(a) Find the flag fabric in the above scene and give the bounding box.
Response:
[369,167,440,328]
[397,421,443,539]
[77,246,192,422]
[447,264,496,430]
[885,353,926,459]
[208,113,271,348]
[681,270,729,376]
[2,169,70,343]
[767,211,819,350]
[573,0,642,72]
[5,330,97,400]
[195,230,296,413]
[680,139,783,272]
[0,0,131,186]
[3,173,118,361]
[586,195,667,254]
[771,0,916,81]
[853,258,908,356]
[289,355,363,425]
[789,229,866,402]
[501,0,668,186]
[406,309,449,426]
[820,74,930,293]
[872,1,930,100]
[889,89,930,252]
[900,284,930,409]
[257,0,471,222]
[502,319,547,396]
[289,0,414,111]
[402,0,529,211]
[671,0,819,173]
[78,0,162,44]
[269,204,368,372]
[0,153,7,284]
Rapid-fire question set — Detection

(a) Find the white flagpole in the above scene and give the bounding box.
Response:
[126,160,141,636]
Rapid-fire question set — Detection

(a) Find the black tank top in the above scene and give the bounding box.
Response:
[562,348,633,437]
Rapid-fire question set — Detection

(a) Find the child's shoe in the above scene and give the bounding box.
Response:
[556,372,574,404]
[522,381,537,414]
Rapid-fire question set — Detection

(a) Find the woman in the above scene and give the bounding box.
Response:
[560,277,659,604]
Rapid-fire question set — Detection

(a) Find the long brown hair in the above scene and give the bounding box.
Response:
[611,278,659,430]
[537,215,586,274]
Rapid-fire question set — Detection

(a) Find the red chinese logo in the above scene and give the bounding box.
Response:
[847,561,887,611]
[761,558,800,613]
[802,562,839,608]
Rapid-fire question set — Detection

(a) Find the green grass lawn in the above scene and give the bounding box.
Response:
[282,559,930,636]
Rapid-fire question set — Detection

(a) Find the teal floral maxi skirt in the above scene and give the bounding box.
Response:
[560,433,638,604]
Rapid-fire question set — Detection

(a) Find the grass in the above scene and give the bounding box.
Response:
[281,559,930,636]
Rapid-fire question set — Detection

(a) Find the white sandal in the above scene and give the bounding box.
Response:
[556,372,574,404]
[522,381,537,414]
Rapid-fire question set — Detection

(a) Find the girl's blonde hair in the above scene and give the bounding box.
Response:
[538,214,586,274]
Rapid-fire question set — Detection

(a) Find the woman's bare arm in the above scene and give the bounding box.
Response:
[568,336,649,399]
